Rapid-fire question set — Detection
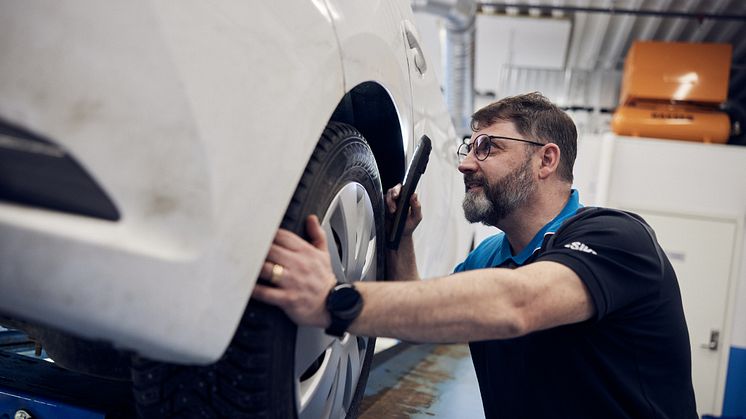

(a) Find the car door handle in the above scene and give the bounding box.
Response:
[700,329,719,351]
[405,27,427,75]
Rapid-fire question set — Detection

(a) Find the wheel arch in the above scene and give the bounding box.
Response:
[329,81,406,192]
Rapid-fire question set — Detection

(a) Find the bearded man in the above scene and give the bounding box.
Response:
[253,92,698,419]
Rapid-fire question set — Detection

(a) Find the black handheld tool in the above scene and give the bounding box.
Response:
[386,135,432,250]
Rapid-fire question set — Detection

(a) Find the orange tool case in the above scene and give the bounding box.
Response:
[611,41,732,143]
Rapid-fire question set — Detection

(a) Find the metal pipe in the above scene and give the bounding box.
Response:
[413,0,478,137]
[477,2,746,21]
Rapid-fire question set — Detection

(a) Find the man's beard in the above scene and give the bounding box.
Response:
[462,156,536,226]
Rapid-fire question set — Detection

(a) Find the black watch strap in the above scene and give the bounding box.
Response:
[325,282,363,337]
[325,315,352,338]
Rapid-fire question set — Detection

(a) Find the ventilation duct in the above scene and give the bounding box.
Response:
[412,0,477,138]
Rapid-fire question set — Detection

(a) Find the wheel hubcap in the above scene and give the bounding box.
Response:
[295,182,377,419]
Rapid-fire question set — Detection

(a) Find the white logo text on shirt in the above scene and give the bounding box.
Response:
[564,241,597,255]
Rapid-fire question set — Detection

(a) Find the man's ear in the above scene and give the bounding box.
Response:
[537,143,561,179]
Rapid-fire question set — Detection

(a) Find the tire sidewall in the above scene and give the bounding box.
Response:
[279,123,384,418]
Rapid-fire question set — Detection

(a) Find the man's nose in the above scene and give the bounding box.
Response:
[458,152,478,174]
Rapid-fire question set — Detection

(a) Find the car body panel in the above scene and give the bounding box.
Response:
[396,6,472,279]
[0,0,471,364]
[329,0,472,279]
[0,0,345,363]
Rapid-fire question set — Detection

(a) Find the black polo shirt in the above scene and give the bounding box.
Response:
[459,207,697,418]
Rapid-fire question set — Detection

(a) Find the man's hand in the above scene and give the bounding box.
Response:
[384,184,422,281]
[385,183,422,238]
[252,215,336,328]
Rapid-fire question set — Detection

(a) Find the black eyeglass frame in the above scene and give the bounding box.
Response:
[457,134,545,162]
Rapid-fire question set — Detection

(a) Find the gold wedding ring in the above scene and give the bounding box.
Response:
[270,263,284,285]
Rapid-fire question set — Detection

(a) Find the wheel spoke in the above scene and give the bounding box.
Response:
[336,184,360,277]
[331,346,348,417]
[298,340,341,419]
[328,198,350,277]
[350,187,374,280]
[295,326,337,379]
[344,338,362,404]
[323,222,346,283]
[359,236,377,282]
[346,337,362,377]
[326,183,376,283]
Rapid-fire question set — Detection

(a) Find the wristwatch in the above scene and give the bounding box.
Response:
[325,282,364,337]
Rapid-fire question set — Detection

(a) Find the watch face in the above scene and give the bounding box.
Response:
[328,283,362,320]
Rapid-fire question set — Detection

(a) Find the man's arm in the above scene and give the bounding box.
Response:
[252,215,595,343]
[350,260,593,342]
[386,235,419,281]
[384,184,421,281]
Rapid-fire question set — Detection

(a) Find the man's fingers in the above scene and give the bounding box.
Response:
[385,184,402,214]
[259,261,284,283]
[409,193,422,222]
[252,283,288,306]
[274,229,310,251]
[266,243,296,267]
[391,184,402,198]
[305,215,328,250]
[274,220,331,254]
[259,261,273,280]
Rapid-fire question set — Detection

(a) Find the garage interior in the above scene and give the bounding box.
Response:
[2,1,746,418]
[362,1,746,417]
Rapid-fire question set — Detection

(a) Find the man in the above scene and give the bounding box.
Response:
[253,92,697,418]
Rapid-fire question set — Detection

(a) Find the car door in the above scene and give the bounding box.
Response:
[397,3,473,278]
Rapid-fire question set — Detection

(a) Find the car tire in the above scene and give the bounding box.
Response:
[131,121,384,419]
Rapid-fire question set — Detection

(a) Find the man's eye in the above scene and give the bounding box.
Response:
[491,141,506,152]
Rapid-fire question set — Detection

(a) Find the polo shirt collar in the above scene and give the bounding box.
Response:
[494,189,582,266]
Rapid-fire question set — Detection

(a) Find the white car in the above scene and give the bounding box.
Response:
[0,1,471,417]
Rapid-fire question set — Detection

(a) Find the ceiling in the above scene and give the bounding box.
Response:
[477,0,746,113]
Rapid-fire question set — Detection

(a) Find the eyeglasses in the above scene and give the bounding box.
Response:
[457,134,544,162]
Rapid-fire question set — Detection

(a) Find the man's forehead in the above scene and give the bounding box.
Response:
[471,121,520,139]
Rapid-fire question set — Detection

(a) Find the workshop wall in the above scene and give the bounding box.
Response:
[574,134,746,416]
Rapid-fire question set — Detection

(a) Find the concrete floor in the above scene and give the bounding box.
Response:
[360,343,485,419]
